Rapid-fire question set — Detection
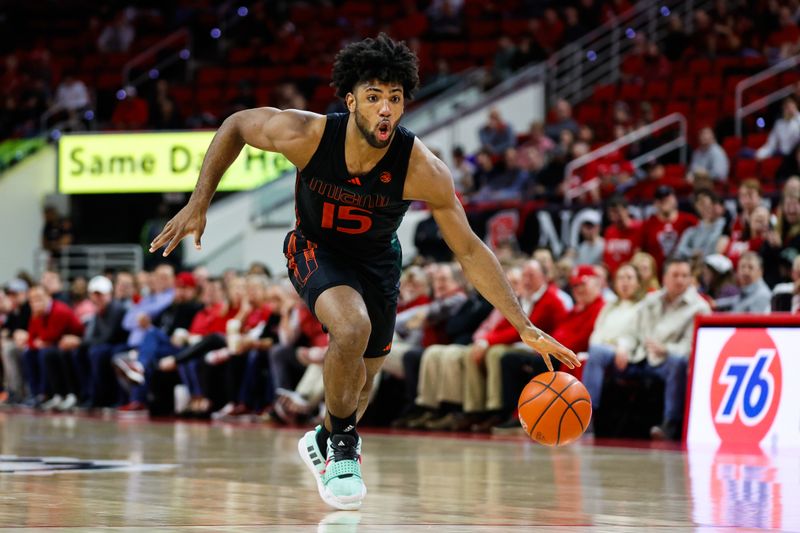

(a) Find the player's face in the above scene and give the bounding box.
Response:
[350,81,404,149]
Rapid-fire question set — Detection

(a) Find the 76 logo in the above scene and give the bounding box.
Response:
[716,349,776,427]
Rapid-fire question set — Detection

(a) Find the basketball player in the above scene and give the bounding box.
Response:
[149,34,579,510]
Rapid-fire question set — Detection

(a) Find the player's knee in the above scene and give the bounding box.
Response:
[359,381,373,399]
[330,319,371,354]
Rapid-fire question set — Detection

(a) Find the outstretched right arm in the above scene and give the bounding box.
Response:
[150,108,323,256]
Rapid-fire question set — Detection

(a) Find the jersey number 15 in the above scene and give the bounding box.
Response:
[321,201,373,235]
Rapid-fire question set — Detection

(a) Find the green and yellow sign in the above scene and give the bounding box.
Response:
[58,131,293,194]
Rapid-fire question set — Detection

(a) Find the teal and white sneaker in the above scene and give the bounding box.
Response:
[298,426,327,480]
[298,426,366,510]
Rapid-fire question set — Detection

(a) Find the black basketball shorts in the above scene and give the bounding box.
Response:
[283,229,401,357]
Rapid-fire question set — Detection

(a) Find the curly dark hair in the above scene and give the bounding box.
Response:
[331,33,420,100]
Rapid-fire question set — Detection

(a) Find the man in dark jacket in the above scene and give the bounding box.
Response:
[67,276,129,408]
[394,268,516,429]
[114,271,202,413]
[1,278,31,404]
[393,286,494,427]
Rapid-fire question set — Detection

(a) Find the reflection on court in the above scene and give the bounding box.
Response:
[0,413,797,532]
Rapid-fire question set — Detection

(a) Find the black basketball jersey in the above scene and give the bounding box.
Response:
[294,112,415,256]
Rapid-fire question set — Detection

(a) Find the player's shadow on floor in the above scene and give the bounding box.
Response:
[596,376,665,439]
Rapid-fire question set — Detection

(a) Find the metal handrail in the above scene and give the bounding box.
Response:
[37,30,191,135]
[122,28,191,86]
[402,67,486,133]
[546,0,711,106]
[249,168,297,228]
[408,0,708,137]
[412,68,479,103]
[35,244,143,280]
[39,107,63,133]
[564,112,687,204]
[734,54,800,137]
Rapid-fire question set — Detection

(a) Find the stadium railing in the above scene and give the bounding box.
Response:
[35,245,143,281]
[122,29,193,88]
[564,112,688,204]
[734,54,800,138]
[403,68,486,135]
[545,0,712,106]
[250,169,297,229]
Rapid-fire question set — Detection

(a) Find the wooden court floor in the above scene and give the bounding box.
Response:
[0,412,797,532]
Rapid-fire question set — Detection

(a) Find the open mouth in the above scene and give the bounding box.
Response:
[377,122,391,141]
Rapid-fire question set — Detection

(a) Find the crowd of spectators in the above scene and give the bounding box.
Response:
[0,0,635,141]
[2,169,798,441]
[0,264,323,422]
[451,86,800,206]
[450,99,657,203]
[3,1,800,443]
[7,0,800,206]
[435,0,800,204]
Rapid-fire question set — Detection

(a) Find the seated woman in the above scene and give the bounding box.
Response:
[562,263,644,435]
[209,274,281,420]
[158,277,241,416]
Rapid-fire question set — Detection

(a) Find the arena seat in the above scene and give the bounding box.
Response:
[467,40,497,62]
[745,132,769,149]
[722,136,743,158]
[671,76,696,101]
[96,71,122,91]
[760,157,783,181]
[501,19,530,38]
[197,67,227,86]
[466,20,500,39]
[664,101,690,117]
[576,105,604,126]
[644,80,669,101]
[780,71,800,86]
[734,158,758,181]
[689,58,713,76]
[618,83,642,102]
[228,48,255,64]
[436,41,469,60]
[698,77,723,98]
[229,67,258,85]
[592,84,617,104]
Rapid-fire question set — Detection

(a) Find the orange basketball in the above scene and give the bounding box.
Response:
[517,371,592,446]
